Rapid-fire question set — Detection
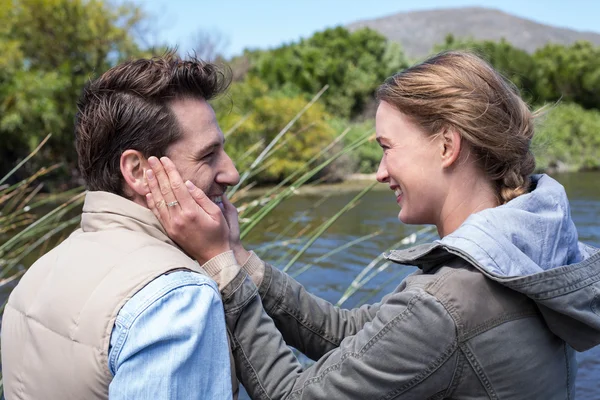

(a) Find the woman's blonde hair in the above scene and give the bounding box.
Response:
[377,51,536,204]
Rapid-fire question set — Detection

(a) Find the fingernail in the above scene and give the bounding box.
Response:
[185,180,195,190]
[160,156,169,163]
[146,169,154,180]
[148,157,158,166]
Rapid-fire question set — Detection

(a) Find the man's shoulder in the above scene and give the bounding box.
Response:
[10,225,208,315]
[66,225,205,275]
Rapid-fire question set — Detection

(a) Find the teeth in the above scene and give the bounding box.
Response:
[394,189,402,197]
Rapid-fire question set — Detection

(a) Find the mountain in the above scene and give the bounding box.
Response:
[347,7,600,59]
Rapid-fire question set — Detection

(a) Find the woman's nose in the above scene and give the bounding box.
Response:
[376,159,389,183]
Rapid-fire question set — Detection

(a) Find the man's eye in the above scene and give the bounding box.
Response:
[199,152,213,160]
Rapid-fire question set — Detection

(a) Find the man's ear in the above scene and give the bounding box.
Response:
[440,128,462,169]
[120,150,149,197]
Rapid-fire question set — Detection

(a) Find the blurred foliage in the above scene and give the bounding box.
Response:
[1,1,600,189]
[248,27,409,119]
[434,34,600,111]
[0,0,157,183]
[215,77,338,183]
[533,41,600,110]
[0,145,84,291]
[534,103,600,171]
[328,118,379,174]
[231,30,600,175]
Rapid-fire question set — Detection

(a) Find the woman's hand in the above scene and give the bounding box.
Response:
[145,156,230,265]
[221,195,251,265]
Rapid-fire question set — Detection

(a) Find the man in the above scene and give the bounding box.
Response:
[1,53,242,399]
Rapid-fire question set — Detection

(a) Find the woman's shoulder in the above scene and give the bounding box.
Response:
[400,261,538,340]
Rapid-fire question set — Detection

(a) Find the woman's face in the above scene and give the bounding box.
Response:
[375,101,446,226]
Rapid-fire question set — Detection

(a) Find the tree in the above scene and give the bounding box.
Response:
[249,27,408,119]
[533,102,600,171]
[214,77,337,183]
[0,0,154,182]
[534,41,600,110]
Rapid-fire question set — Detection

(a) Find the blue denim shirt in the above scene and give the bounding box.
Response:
[108,271,232,399]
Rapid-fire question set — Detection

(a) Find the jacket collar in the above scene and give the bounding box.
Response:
[385,243,458,273]
[81,191,175,246]
[385,240,600,351]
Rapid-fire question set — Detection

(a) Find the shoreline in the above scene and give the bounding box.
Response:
[240,174,383,197]
[243,170,600,197]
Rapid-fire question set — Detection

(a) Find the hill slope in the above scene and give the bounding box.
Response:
[347,7,600,59]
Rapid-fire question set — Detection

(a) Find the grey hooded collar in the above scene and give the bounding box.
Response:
[384,175,600,351]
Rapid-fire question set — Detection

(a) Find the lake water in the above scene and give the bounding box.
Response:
[241,171,600,399]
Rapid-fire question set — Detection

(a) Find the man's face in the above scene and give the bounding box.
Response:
[165,97,240,206]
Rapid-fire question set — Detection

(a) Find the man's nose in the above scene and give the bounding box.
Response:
[217,151,240,186]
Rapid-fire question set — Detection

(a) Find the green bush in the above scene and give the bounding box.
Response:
[249,27,408,119]
[3,4,600,186]
[534,103,600,171]
[215,78,338,183]
[0,0,156,181]
[328,118,379,174]
[533,41,600,110]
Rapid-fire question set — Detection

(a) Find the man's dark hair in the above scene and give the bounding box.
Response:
[75,50,231,195]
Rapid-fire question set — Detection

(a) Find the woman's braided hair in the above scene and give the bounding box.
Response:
[377,51,536,204]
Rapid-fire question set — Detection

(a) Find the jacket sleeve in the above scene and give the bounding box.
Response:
[222,262,460,400]
[256,260,397,360]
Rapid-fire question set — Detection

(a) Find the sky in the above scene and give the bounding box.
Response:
[139,0,600,58]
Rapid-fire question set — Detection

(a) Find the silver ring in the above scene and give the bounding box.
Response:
[167,201,179,207]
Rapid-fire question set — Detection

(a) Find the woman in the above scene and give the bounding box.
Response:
[145,51,600,399]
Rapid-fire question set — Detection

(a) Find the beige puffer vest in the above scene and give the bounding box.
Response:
[1,191,238,399]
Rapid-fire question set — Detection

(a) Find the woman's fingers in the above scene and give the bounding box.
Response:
[146,166,170,223]
[221,194,240,230]
[185,180,221,218]
[143,158,231,264]
[145,192,163,222]
[160,156,196,211]
[221,194,249,265]
[221,193,237,215]
[148,156,178,212]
